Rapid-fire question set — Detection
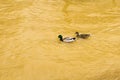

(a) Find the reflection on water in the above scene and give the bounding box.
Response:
[0,0,120,80]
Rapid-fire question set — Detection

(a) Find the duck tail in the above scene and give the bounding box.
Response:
[73,38,76,40]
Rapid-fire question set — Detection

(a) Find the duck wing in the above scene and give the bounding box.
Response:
[80,34,90,39]
[64,37,75,40]
[63,37,76,43]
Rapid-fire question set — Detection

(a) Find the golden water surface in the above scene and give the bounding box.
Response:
[0,0,120,80]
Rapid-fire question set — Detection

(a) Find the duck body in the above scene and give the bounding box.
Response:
[63,37,76,42]
[75,32,90,39]
[58,35,76,43]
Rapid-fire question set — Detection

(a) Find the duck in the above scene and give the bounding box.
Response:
[75,32,90,39]
[58,35,76,43]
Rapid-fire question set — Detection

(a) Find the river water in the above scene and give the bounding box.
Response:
[0,0,120,80]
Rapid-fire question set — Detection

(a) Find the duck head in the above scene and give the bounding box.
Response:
[75,32,79,37]
[75,32,79,34]
[58,35,63,41]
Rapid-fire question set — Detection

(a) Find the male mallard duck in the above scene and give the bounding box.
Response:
[58,35,76,43]
[75,32,90,39]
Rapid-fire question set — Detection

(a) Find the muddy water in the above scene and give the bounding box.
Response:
[0,0,120,80]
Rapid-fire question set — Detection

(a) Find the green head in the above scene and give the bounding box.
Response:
[58,35,63,41]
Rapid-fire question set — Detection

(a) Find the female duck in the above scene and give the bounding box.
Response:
[58,35,76,43]
[75,32,90,39]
